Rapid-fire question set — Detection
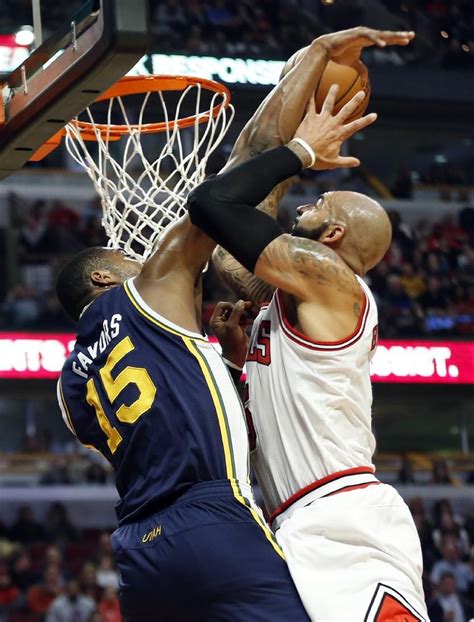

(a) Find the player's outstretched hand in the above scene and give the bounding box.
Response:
[317,27,415,68]
[210,300,252,370]
[292,85,376,170]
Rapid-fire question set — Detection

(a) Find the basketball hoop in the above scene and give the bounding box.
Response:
[36,75,234,261]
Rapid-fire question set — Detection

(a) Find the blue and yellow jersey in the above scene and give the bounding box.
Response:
[58,279,252,525]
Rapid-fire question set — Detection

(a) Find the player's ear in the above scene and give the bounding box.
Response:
[90,269,119,288]
[320,224,345,247]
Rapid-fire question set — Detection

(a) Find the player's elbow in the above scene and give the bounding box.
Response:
[188,179,220,229]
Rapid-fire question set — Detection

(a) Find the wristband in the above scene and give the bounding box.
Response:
[291,138,316,167]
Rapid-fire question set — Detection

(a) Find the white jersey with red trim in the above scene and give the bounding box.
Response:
[245,276,378,517]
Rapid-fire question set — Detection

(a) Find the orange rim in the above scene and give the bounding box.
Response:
[71,74,232,138]
[30,74,232,160]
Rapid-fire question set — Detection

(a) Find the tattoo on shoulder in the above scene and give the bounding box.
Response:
[285,237,359,296]
[353,302,361,318]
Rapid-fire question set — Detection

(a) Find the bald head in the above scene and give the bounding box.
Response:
[327,191,392,273]
[292,191,392,275]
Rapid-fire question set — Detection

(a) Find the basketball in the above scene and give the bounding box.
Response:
[315,60,371,123]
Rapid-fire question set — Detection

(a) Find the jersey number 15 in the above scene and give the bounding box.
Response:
[85,336,157,454]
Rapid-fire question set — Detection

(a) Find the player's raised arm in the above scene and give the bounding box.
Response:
[188,86,376,303]
[136,30,333,287]
[212,27,414,305]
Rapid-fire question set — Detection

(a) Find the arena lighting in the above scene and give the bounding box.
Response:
[0,333,473,384]
[15,26,35,47]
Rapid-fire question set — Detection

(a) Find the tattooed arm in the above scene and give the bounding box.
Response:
[255,234,361,302]
[212,27,414,305]
[212,180,292,306]
[210,38,327,304]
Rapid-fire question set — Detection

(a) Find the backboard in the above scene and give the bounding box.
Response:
[0,0,149,180]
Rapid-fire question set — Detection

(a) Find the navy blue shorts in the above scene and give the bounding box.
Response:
[112,480,309,621]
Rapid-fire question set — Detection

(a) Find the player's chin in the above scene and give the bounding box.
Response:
[291,225,318,242]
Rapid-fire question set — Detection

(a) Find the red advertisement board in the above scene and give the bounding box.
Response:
[0,333,472,384]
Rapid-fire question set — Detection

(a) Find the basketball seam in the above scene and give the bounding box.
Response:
[335,72,360,106]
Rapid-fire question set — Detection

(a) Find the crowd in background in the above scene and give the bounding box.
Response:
[0,510,121,622]
[2,491,474,621]
[134,0,474,68]
[1,190,472,338]
[366,205,474,338]
[381,0,474,69]
[1,0,474,69]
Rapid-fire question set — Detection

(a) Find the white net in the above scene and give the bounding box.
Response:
[65,76,234,261]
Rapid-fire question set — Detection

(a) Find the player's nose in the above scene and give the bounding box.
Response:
[296,204,313,216]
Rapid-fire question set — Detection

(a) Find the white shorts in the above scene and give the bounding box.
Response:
[275,482,428,622]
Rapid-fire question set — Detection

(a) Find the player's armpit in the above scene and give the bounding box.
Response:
[254,233,361,302]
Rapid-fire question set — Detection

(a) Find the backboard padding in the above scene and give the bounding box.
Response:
[0,0,149,180]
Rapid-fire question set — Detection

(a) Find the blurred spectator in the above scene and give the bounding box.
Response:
[205,0,235,28]
[384,274,421,336]
[399,262,426,299]
[432,500,470,555]
[0,565,22,617]
[398,454,416,484]
[9,506,45,545]
[27,564,63,616]
[96,533,113,559]
[388,210,416,262]
[43,545,68,586]
[419,276,453,332]
[43,503,79,546]
[430,539,471,593]
[84,462,108,485]
[37,290,75,330]
[428,572,467,622]
[78,563,100,602]
[46,579,96,622]
[1,283,41,327]
[17,201,51,257]
[409,497,438,571]
[431,459,455,485]
[95,555,119,591]
[40,458,73,486]
[154,0,186,37]
[47,201,84,253]
[98,586,122,622]
[10,551,39,591]
[391,167,414,199]
[81,215,108,248]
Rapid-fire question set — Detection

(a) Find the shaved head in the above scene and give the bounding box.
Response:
[328,191,392,272]
[292,191,392,274]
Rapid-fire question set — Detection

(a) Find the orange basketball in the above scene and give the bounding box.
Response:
[315,60,370,123]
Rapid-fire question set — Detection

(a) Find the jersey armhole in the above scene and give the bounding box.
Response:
[275,288,370,351]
